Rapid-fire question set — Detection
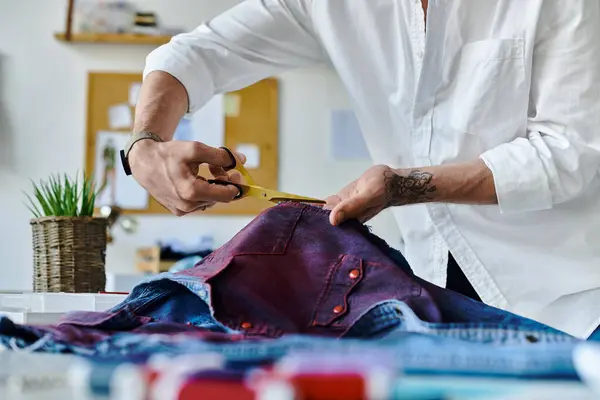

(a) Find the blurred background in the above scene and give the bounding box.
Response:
[0,0,402,291]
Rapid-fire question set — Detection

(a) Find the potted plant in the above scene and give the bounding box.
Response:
[25,172,108,293]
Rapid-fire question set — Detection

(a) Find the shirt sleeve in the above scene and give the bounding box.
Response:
[480,0,600,214]
[143,0,324,113]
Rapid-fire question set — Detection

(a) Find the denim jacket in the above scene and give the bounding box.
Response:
[0,203,586,380]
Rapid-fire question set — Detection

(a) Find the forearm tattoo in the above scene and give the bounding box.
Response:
[384,169,437,206]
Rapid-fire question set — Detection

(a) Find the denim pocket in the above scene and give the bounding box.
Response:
[310,254,365,327]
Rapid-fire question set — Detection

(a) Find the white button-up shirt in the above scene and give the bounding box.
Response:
[144,0,600,338]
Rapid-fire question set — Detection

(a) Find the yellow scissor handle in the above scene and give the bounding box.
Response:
[221,147,257,186]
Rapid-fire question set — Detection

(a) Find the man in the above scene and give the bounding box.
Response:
[121,0,600,339]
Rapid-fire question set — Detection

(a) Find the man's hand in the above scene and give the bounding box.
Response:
[326,160,497,226]
[128,139,245,216]
[325,165,391,226]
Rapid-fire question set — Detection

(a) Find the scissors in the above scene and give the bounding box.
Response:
[206,147,326,205]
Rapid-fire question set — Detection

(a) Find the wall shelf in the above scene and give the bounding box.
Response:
[54,32,171,45]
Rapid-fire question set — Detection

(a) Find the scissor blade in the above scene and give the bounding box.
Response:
[243,185,326,204]
[269,197,326,204]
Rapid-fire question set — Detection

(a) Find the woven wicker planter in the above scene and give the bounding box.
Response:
[30,216,108,293]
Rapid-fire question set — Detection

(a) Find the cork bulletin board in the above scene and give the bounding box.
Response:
[84,72,279,216]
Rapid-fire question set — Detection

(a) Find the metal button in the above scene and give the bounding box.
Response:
[241,322,252,330]
[349,269,360,279]
[332,305,344,314]
[525,334,539,343]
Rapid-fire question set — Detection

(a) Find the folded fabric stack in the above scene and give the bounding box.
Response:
[1,203,598,398]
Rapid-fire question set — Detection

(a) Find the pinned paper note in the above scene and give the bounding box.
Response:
[236,143,261,169]
[95,131,148,209]
[108,103,133,130]
[224,94,241,117]
[129,83,142,107]
[330,109,370,160]
[190,94,225,148]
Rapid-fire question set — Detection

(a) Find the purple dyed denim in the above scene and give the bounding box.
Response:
[181,202,442,337]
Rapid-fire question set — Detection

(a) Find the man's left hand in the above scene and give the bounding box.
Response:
[325,159,498,226]
[325,165,393,226]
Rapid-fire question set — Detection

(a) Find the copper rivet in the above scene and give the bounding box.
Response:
[241,322,252,329]
[333,305,344,314]
[349,269,360,279]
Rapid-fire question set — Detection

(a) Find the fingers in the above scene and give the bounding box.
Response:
[171,176,238,211]
[235,152,247,165]
[329,194,372,226]
[208,165,243,187]
[228,170,243,184]
[192,202,216,213]
[180,142,235,167]
[180,141,248,169]
[209,164,228,180]
[170,142,247,214]
[168,200,216,216]
[323,195,341,211]
[187,179,239,203]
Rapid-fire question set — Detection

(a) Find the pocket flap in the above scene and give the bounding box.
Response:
[311,255,364,327]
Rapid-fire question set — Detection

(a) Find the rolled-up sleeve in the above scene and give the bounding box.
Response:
[480,0,600,214]
[143,0,324,113]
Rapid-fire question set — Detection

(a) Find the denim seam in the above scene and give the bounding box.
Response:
[310,255,344,327]
[277,204,304,254]
[315,256,364,327]
[109,284,166,314]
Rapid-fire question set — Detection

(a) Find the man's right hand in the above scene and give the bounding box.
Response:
[128,139,244,216]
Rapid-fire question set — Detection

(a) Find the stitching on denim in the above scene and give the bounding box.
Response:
[352,302,576,344]
[413,328,578,344]
[322,257,364,327]
[310,255,344,326]
[282,205,305,254]
[272,203,305,254]
[108,284,166,315]
[126,287,171,315]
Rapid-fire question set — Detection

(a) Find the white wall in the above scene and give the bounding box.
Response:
[0,0,401,290]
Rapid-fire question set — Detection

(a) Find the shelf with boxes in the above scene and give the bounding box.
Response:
[55,0,179,46]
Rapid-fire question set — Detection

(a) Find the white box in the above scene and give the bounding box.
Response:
[0,293,128,326]
[0,293,127,313]
[0,308,65,325]
[105,272,146,293]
